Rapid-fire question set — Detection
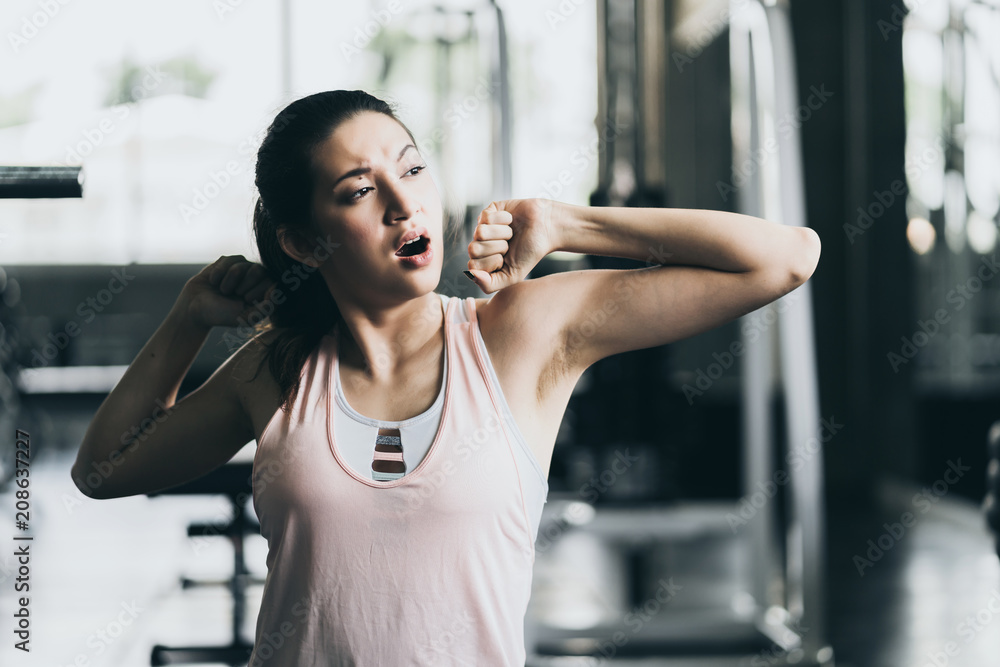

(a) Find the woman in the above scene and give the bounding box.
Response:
[72,90,820,665]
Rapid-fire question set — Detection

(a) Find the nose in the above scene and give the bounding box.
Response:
[382,178,420,224]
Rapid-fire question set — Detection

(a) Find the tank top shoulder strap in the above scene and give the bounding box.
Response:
[453,294,483,325]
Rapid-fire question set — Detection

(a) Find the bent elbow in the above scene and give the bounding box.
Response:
[71,454,114,499]
[788,226,821,286]
[71,459,100,498]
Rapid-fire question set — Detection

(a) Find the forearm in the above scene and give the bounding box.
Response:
[72,297,210,479]
[549,201,816,275]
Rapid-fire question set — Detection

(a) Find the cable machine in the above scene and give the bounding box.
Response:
[730,0,832,664]
[524,0,834,663]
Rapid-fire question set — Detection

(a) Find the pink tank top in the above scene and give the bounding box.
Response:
[250,294,549,666]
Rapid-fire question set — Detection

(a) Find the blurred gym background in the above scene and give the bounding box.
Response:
[1,0,999,665]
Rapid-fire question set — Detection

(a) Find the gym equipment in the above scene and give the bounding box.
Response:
[0,164,85,492]
[524,0,834,664]
[146,460,262,666]
[985,421,1000,560]
[0,166,84,199]
[730,1,832,663]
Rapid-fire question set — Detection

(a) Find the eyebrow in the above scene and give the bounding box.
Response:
[331,144,417,188]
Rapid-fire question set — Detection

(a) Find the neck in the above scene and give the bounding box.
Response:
[335,291,443,380]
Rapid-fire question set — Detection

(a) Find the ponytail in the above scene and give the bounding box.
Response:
[250,195,340,413]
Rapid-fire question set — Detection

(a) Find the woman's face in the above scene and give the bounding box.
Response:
[305,111,444,308]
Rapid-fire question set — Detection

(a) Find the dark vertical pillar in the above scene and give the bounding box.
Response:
[790,0,916,509]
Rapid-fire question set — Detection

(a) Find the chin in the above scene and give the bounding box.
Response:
[394,265,440,295]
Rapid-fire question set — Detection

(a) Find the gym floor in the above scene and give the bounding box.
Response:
[2,444,998,667]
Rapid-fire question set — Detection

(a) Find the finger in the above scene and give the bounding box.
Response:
[478,201,512,225]
[468,239,508,259]
[208,255,246,286]
[219,263,252,294]
[482,210,513,226]
[243,278,276,304]
[233,264,266,296]
[466,267,505,294]
[474,222,513,242]
[468,254,504,274]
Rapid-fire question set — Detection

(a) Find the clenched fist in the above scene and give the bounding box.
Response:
[179,255,278,330]
[465,198,558,294]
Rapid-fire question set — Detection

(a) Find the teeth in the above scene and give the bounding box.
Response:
[404,237,419,244]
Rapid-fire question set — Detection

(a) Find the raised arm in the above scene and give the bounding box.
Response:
[466,198,820,376]
[71,256,277,499]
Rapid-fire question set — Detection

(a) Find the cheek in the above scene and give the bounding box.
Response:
[344,224,380,257]
[420,183,444,230]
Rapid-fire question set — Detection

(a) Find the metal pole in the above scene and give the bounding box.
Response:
[0,166,84,199]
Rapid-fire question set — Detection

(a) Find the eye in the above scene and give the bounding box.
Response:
[343,165,425,203]
[349,186,373,201]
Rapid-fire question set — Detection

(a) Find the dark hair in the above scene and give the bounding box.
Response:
[248,90,430,413]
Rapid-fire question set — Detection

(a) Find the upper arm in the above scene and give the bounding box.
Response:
[552,262,804,371]
[74,332,274,500]
[482,226,818,379]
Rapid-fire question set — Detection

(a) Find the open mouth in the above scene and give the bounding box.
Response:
[395,235,429,257]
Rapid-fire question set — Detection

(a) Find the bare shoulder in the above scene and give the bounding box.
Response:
[476,277,580,405]
[226,327,284,385]
[224,327,288,443]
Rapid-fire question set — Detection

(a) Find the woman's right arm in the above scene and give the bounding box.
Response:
[71,255,277,500]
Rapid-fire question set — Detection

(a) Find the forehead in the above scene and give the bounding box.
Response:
[314,112,412,174]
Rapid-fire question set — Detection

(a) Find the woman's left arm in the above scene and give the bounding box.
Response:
[467,198,821,375]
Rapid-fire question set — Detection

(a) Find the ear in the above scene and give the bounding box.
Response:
[277,226,322,268]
